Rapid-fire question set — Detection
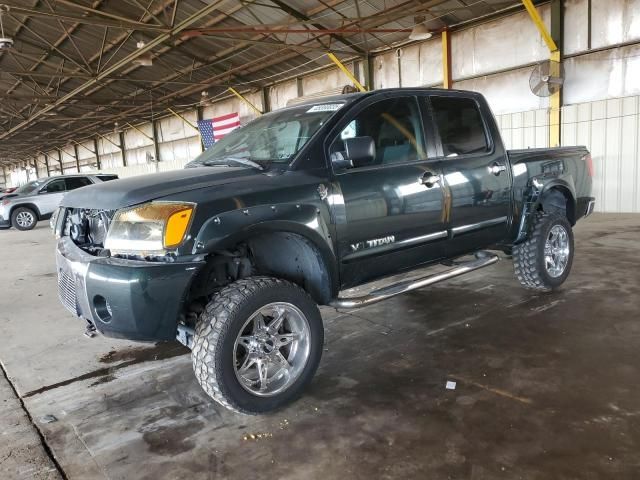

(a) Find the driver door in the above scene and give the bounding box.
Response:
[328,94,447,288]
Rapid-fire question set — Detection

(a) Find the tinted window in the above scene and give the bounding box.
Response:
[42,179,66,193]
[430,96,489,156]
[330,97,426,168]
[65,177,93,190]
[96,174,118,181]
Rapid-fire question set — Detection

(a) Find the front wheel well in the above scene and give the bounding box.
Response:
[187,232,335,307]
[246,232,333,305]
[10,203,41,220]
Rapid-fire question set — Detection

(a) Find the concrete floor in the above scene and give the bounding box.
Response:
[1,213,639,479]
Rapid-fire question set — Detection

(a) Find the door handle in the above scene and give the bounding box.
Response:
[488,162,507,176]
[420,172,440,188]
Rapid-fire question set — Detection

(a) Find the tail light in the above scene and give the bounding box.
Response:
[582,153,594,177]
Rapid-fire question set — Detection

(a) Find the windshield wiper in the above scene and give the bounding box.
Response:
[202,157,265,171]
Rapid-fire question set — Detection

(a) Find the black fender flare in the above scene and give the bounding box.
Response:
[192,203,339,302]
[515,176,577,244]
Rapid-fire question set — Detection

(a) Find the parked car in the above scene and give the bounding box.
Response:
[0,174,118,231]
[54,88,594,414]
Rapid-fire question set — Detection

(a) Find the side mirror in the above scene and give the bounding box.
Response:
[344,136,376,168]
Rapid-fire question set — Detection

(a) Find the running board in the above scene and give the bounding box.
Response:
[329,251,499,310]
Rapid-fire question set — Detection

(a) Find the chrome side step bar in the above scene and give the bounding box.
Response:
[329,251,499,310]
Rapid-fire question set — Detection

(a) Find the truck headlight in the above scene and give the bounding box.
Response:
[105,202,195,255]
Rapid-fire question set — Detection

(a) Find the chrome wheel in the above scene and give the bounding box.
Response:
[16,211,34,228]
[544,224,570,278]
[233,302,311,397]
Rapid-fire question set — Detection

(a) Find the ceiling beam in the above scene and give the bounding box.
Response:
[0,0,227,141]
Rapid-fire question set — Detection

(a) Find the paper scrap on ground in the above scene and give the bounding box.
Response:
[446,381,457,390]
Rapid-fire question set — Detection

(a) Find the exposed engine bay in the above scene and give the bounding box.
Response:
[62,208,114,255]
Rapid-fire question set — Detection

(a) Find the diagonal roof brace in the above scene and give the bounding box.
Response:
[0,0,226,141]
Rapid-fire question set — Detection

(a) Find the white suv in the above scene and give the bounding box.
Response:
[0,174,118,231]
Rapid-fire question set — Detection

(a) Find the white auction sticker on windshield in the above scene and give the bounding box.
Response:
[307,104,343,113]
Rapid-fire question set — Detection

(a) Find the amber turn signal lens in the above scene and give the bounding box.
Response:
[164,207,193,248]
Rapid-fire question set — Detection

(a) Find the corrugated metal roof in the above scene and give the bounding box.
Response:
[0,0,525,165]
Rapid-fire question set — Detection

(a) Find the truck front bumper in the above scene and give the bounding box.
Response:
[56,237,205,341]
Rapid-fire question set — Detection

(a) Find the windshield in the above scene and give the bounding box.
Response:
[187,102,345,168]
[14,180,45,195]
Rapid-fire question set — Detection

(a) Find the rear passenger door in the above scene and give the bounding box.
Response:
[37,178,67,215]
[425,93,511,255]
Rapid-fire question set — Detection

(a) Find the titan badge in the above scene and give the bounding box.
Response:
[350,235,396,252]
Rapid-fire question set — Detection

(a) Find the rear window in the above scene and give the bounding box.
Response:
[97,174,118,181]
[430,96,489,156]
[65,177,93,190]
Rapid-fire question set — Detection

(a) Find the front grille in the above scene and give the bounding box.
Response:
[58,269,78,315]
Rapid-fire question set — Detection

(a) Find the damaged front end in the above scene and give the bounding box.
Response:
[59,208,115,255]
[54,206,205,342]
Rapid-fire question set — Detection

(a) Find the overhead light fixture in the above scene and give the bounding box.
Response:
[200,90,210,105]
[409,16,433,41]
[133,40,153,67]
[0,5,14,51]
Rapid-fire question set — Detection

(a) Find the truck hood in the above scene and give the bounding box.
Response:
[60,166,263,210]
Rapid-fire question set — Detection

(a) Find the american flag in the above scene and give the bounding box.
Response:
[197,112,241,148]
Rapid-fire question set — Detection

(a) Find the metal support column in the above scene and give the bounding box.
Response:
[522,0,562,147]
[152,119,161,172]
[442,29,452,89]
[73,144,81,171]
[196,106,205,152]
[363,54,374,91]
[261,87,271,114]
[119,131,127,166]
[296,77,303,98]
[44,153,51,176]
[57,149,64,174]
[93,138,101,170]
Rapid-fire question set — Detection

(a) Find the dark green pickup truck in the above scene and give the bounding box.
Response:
[55,88,594,414]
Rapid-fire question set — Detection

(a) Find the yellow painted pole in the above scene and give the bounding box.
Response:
[228,87,263,116]
[521,0,558,52]
[167,107,200,133]
[549,50,561,147]
[442,30,452,89]
[521,0,561,147]
[326,52,367,92]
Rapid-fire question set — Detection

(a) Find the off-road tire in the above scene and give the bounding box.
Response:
[11,207,37,231]
[192,276,324,414]
[513,212,574,291]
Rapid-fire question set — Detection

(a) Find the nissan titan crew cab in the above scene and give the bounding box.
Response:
[54,89,595,414]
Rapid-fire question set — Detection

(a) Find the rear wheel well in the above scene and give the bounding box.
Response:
[539,187,575,225]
